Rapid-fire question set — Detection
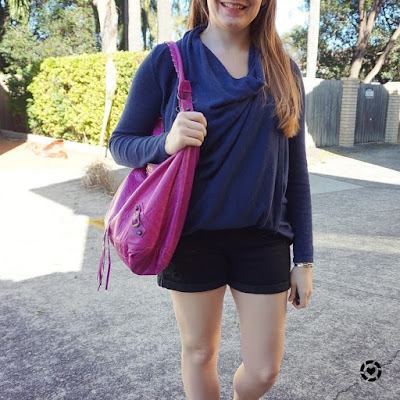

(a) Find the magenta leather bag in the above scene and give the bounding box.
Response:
[97,41,199,290]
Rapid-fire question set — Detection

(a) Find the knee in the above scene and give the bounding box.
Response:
[234,364,280,397]
[256,366,280,387]
[182,343,218,366]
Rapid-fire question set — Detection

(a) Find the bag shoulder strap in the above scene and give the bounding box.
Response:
[165,41,193,112]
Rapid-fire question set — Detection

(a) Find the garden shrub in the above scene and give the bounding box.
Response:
[26,50,148,145]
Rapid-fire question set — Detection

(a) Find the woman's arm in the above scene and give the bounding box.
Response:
[285,60,314,264]
[108,45,171,168]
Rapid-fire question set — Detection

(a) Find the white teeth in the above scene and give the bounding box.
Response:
[222,3,245,10]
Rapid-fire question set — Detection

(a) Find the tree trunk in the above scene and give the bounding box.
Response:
[349,0,387,79]
[157,0,172,44]
[306,0,321,78]
[128,0,142,51]
[93,0,118,148]
[8,0,30,20]
[363,22,400,83]
[123,0,128,50]
[93,0,118,53]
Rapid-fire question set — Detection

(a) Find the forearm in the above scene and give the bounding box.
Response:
[109,130,170,168]
[286,179,314,264]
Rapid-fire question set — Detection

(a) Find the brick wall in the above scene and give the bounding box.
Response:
[338,78,359,147]
[383,82,400,143]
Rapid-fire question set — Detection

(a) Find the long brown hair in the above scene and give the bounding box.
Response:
[187,0,303,139]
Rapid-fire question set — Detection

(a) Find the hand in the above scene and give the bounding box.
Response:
[165,111,208,156]
[288,266,313,309]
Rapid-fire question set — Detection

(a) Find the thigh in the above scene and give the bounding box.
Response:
[227,229,291,294]
[158,230,229,292]
[230,287,288,375]
[169,285,227,353]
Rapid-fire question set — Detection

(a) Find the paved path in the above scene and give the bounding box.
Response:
[0,137,399,399]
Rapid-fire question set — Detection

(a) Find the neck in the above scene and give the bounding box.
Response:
[199,23,251,53]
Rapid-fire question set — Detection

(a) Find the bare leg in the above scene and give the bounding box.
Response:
[230,288,288,400]
[169,285,227,400]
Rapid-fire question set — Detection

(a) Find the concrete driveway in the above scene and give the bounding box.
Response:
[0,135,399,400]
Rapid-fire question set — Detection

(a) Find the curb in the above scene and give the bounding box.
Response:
[0,129,114,160]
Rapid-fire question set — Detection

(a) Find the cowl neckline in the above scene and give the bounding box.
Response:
[179,24,266,101]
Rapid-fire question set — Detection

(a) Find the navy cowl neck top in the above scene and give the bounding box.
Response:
[109,24,314,263]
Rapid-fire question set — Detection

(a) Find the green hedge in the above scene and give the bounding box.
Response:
[26,51,149,145]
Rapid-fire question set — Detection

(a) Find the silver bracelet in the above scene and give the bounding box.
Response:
[294,262,314,268]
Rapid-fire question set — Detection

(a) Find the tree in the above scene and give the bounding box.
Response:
[0,0,99,130]
[349,0,392,79]
[1,0,32,70]
[0,0,99,74]
[172,0,189,40]
[295,0,400,82]
[157,0,172,43]
[93,0,118,53]
[127,0,141,50]
[124,0,188,51]
[363,23,400,81]
[92,0,118,147]
[306,0,321,78]
[141,0,157,49]
[4,0,30,20]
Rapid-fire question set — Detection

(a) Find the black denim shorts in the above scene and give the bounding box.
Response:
[157,226,292,294]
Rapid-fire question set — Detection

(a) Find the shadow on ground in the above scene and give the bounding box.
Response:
[0,138,26,155]
[313,142,400,172]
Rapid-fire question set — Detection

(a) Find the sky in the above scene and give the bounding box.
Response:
[276,0,308,36]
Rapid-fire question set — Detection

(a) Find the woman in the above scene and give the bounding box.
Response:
[109,0,314,399]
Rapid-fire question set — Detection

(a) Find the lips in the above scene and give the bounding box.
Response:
[221,2,247,10]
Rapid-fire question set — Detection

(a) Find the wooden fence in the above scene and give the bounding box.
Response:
[303,78,342,147]
[304,77,400,147]
[355,82,388,144]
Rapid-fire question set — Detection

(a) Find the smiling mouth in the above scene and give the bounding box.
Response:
[221,2,247,10]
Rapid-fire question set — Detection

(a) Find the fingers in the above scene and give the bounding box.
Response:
[188,119,207,135]
[165,111,208,155]
[287,284,296,302]
[181,133,205,148]
[288,267,313,309]
[177,118,207,140]
[181,111,208,128]
[289,288,312,309]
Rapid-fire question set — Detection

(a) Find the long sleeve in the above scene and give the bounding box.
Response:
[108,47,171,168]
[286,61,314,263]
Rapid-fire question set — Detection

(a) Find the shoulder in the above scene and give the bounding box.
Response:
[148,42,177,74]
[149,42,170,63]
[288,57,305,99]
[131,42,180,96]
[288,57,303,78]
